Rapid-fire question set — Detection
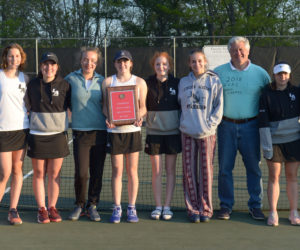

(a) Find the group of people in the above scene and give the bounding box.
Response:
[0,36,299,227]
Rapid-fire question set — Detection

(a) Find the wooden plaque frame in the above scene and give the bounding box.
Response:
[106,85,139,126]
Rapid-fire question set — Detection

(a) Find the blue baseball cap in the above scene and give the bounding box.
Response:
[113,50,132,62]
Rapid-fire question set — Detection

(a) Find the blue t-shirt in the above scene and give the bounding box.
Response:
[214,62,270,119]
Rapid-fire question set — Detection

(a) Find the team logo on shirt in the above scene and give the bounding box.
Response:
[18,83,26,93]
[169,87,176,95]
[289,93,296,101]
[52,88,59,96]
[184,86,207,110]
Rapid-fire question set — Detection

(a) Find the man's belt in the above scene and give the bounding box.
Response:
[222,116,257,124]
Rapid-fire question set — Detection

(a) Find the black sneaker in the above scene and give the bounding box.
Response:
[217,207,231,220]
[249,208,265,220]
[200,215,210,222]
[189,214,200,223]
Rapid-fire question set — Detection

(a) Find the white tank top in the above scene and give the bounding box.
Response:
[108,74,141,133]
[0,70,29,131]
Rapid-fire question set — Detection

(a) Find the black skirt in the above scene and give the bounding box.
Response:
[27,132,70,159]
[106,131,142,155]
[144,134,182,155]
[0,129,28,152]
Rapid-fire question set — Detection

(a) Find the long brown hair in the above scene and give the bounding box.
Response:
[1,43,27,71]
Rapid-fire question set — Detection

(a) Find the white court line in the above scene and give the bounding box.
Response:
[4,170,34,194]
[4,138,74,194]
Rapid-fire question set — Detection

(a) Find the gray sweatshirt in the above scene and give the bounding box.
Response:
[178,71,223,139]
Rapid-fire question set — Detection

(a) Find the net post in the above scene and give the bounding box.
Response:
[35,38,39,75]
[172,36,176,77]
[104,37,107,78]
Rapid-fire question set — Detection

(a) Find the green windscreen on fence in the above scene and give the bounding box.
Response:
[1,39,299,211]
[1,128,296,211]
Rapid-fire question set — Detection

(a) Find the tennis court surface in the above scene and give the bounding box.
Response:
[0,208,298,250]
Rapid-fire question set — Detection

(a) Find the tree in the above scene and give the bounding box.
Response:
[0,0,299,47]
[120,0,195,46]
[0,0,39,46]
[187,0,299,46]
[31,0,124,47]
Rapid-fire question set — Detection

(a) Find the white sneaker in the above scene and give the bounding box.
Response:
[289,210,300,226]
[267,211,279,226]
[162,208,173,220]
[151,209,162,220]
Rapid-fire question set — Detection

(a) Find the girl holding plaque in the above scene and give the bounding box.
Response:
[102,50,147,223]
[145,52,181,220]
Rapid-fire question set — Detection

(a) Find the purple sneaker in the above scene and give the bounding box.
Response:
[110,206,122,223]
[127,206,139,223]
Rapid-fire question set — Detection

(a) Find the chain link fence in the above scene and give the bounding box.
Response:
[1,36,300,211]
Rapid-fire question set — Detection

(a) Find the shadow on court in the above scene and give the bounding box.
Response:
[0,207,299,250]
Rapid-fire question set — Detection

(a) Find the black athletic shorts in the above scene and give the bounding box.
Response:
[0,129,28,152]
[106,131,142,155]
[27,132,70,159]
[144,134,182,155]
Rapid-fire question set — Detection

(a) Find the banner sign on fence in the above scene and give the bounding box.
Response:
[203,45,231,70]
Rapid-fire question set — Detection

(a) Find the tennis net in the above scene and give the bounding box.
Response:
[1,128,295,211]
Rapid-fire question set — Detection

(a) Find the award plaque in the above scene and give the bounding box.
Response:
[106,85,139,126]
